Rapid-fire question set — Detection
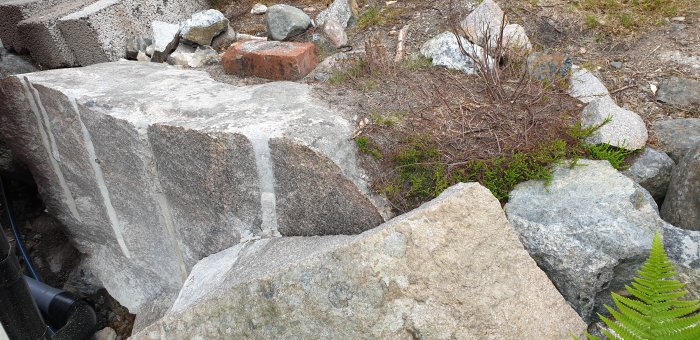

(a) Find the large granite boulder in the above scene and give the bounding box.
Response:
[505,160,700,322]
[315,0,359,28]
[661,144,700,231]
[134,183,586,339]
[569,66,609,103]
[652,118,700,162]
[0,61,386,314]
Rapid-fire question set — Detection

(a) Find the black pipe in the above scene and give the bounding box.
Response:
[0,230,49,340]
[25,276,96,339]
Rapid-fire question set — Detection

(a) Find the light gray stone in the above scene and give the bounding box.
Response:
[656,77,700,107]
[165,43,195,66]
[623,147,675,201]
[187,45,219,68]
[498,23,531,55]
[150,21,179,63]
[653,118,700,162]
[322,18,348,48]
[0,0,64,53]
[661,144,700,231]
[136,50,150,62]
[569,65,610,103]
[93,327,116,340]
[315,0,358,28]
[266,4,312,41]
[56,0,209,66]
[420,31,492,74]
[580,95,648,150]
[15,0,94,68]
[126,35,153,60]
[460,0,505,45]
[250,3,267,15]
[179,9,229,46]
[505,160,700,322]
[134,183,586,339]
[305,50,364,82]
[0,61,386,313]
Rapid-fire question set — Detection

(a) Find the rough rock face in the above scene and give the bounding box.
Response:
[652,118,700,162]
[661,144,700,231]
[623,147,675,201]
[580,96,648,150]
[420,31,491,74]
[656,77,700,107]
[0,62,386,313]
[505,160,700,322]
[15,0,95,68]
[134,183,586,339]
[0,0,64,53]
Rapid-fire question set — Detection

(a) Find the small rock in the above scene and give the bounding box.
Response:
[661,144,700,231]
[126,36,153,60]
[652,118,700,162]
[93,327,117,340]
[251,3,268,15]
[266,4,312,41]
[303,7,316,13]
[315,0,359,28]
[388,30,398,36]
[180,9,229,46]
[151,21,180,63]
[527,53,572,81]
[322,19,348,48]
[569,65,610,103]
[305,50,364,82]
[188,46,219,68]
[580,95,648,150]
[650,83,658,95]
[136,51,151,62]
[145,45,155,57]
[610,61,622,69]
[623,147,675,201]
[496,24,531,56]
[166,44,196,66]
[656,77,700,108]
[420,31,493,74]
[460,0,506,45]
[671,16,685,22]
[211,24,237,51]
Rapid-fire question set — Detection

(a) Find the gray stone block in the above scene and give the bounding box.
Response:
[0,61,386,313]
[16,0,96,68]
[0,0,63,53]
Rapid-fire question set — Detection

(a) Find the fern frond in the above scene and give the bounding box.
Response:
[585,232,700,339]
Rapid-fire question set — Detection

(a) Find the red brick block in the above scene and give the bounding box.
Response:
[222,41,318,80]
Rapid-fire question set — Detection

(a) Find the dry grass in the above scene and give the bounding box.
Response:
[571,0,698,35]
